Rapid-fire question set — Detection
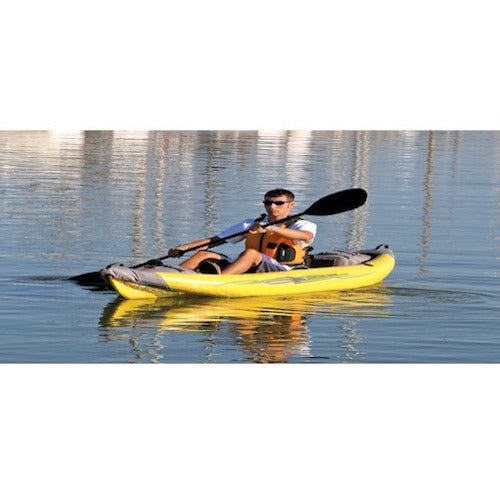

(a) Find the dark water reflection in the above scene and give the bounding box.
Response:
[0,130,498,362]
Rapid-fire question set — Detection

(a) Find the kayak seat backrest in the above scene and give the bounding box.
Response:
[309,251,371,268]
[308,245,392,268]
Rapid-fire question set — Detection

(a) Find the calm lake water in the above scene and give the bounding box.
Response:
[0,130,498,362]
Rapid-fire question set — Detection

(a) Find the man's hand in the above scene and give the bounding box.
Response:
[249,221,269,234]
[167,247,186,258]
[167,238,212,258]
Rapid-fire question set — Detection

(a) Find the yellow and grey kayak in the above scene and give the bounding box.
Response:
[102,246,395,300]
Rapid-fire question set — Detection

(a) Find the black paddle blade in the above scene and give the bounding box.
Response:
[304,188,367,216]
[69,271,110,288]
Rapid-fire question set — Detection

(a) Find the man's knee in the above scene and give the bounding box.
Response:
[240,248,263,265]
[181,250,223,269]
[194,250,222,260]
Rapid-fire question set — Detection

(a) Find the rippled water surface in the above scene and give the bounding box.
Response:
[0,130,498,362]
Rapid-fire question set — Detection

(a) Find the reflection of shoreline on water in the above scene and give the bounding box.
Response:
[347,131,369,250]
[1,130,472,269]
[418,131,463,274]
[419,131,434,274]
[99,287,393,363]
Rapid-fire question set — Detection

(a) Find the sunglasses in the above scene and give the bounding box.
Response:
[263,200,290,206]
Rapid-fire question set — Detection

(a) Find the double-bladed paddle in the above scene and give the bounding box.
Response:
[69,188,367,287]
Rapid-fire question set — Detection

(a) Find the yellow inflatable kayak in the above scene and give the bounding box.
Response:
[102,245,395,300]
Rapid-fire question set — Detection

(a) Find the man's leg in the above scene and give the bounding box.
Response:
[180,250,225,270]
[221,249,263,274]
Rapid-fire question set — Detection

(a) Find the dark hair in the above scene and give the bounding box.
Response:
[264,189,295,201]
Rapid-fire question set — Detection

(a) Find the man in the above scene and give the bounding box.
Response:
[168,189,317,275]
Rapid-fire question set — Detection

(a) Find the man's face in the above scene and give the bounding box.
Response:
[263,195,295,220]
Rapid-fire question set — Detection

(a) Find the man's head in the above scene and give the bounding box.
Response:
[263,189,296,220]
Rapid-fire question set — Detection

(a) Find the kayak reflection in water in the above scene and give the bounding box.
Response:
[99,288,394,363]
[100,295,311,363]
[168,189,317,274]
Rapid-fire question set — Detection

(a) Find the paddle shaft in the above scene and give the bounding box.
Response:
[160,213,304,259]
